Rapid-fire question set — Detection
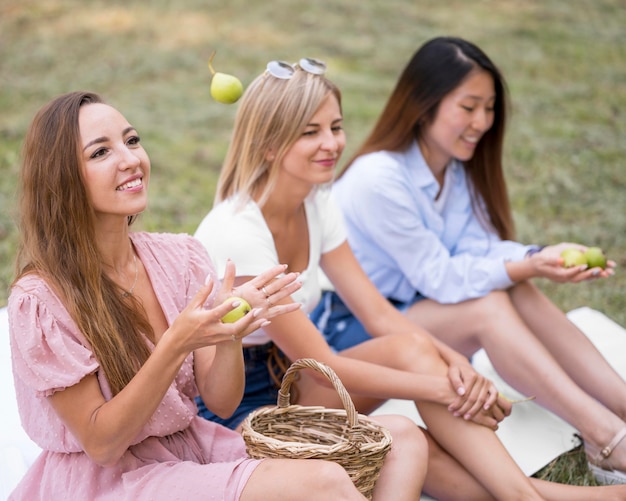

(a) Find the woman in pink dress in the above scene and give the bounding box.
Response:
[7,91,426,500]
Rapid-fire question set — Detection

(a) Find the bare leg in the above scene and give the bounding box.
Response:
[297,335,544,500]
[241,458,366,500]
[369,414,427,500]
[283,379,426,499]
[509,281,626,420]
[406,288,626,469]
[422,430,626,501]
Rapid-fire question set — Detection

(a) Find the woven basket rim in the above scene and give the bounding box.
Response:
[241,359,393,499]
[243,404,392,447]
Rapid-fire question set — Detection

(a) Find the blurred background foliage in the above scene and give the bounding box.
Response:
[0,0,624,334]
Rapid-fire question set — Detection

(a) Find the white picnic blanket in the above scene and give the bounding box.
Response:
[1,306,625,500]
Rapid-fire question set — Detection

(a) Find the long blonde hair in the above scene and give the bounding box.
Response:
[215,66,342,207]
[14,91,153,395]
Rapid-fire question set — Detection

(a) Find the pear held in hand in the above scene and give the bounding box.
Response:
[208,51,243,104]
[221,297,252,323]
[583,246,607,270]
[560,248,587,268]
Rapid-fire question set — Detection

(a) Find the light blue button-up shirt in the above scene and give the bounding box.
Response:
[333,141,535,304]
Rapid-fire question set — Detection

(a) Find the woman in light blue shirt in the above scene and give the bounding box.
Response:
[313,36,626,484]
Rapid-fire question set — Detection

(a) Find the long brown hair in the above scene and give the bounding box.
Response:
[14,91,153,395]
[340,37,514,240]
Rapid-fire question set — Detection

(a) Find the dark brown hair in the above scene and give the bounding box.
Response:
[340,36,514,240]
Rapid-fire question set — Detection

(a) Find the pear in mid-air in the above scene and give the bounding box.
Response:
[208,51,243,104]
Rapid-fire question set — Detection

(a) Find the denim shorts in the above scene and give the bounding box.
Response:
[195,341,283,430]
[310,290,425,352]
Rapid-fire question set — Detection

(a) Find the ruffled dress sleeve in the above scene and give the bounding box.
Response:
[9,275,99,452]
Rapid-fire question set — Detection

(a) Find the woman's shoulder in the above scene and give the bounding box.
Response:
[351,149,404,170]
[345,148,413,185]
[196,197,262,238]
[209,196,258,220]
[338,150,409,196]
[11,273,61,307]
[131,231,201,250]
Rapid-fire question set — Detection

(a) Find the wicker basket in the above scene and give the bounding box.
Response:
[241,358,392,500]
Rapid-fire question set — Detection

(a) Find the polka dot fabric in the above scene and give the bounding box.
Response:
[8,232,260,500]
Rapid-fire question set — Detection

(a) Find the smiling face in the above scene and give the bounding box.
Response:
[419,69,496,174]
[79,103,150,224]
[279,93,345,189]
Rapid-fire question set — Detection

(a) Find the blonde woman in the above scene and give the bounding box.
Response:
[194,58,626,500]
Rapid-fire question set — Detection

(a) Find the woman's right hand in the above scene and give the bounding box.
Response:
[446,363,511,429]
[529,243,615,283]
[166,262,302,353]
[164,280,261,353]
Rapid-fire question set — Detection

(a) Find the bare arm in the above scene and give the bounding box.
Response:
[48,281,240,467]
[265,300,456,404]
[49,263,301,467]
[194,262,302,416]
[223,243,457,405]
[320,242,507,418]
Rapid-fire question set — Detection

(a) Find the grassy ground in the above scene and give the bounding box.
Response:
[1,0,624,488]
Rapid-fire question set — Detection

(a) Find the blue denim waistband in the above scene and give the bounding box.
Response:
[243,341,276,362]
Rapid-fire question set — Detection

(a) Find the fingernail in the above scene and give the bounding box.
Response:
[261,320,271,327]
[252,308,262,318]
[592,269,600,276]
[457,387,466,396]
[230,300,241,307]
[205,274,213,285]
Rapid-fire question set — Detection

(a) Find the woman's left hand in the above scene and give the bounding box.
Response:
[218,260,303,322]
[530,243,616,283]
[446,361,511,426]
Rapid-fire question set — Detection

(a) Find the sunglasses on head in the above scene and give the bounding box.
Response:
[265,58,327,79]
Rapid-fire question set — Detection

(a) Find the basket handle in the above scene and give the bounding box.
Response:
[277,358,359,428]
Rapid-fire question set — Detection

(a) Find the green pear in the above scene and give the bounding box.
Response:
[208,51,243,104]
[221,297,251,323]
[584,246,607,269]
[560,248,587,268]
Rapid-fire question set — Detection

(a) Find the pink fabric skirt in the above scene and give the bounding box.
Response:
[9,418,261,501]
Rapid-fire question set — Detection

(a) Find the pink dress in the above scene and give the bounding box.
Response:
[8,232,261,500]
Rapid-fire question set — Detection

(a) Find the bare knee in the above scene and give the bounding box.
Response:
[243,459,362,500]
[377,414,428,465]
[466,290,512,330]
[310,460,363,499]
[371,415,428,499]
[381,332,441,372]
[378,414,427,452]
[474,289,509,312]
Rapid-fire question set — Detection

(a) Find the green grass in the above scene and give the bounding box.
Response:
[1,0,625,487]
